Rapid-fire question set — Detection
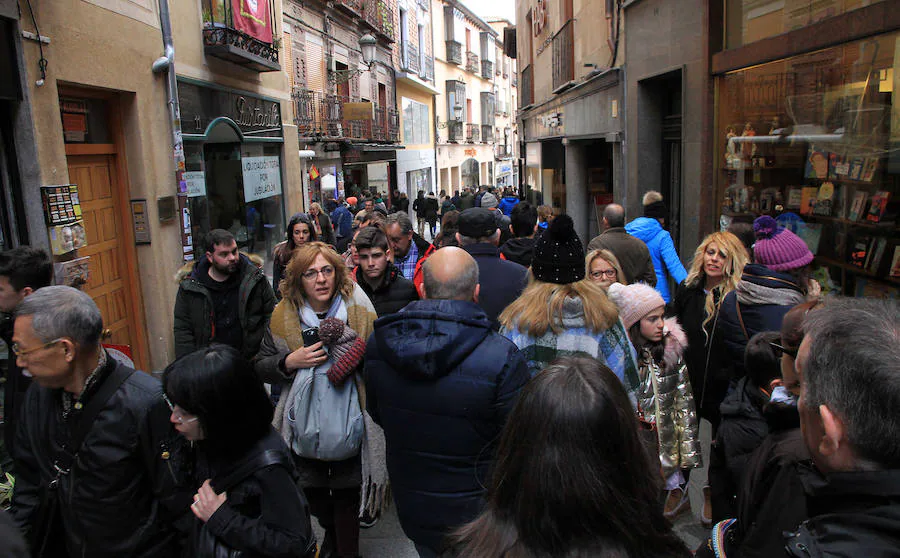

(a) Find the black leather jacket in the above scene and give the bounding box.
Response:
[10,355,186,557]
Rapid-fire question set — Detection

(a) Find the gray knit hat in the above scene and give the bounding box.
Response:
[481,192,499,209]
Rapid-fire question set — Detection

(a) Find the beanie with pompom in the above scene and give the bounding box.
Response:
[531,214,585,284]
[752,215,813,272]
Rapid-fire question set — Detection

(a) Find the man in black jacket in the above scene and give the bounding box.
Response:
[353,226,418,316]
[457,208,527,329]
[173,229,275,360]
[586,204,656,285]
[783,298,900,556]
[364,248,529,557]
[0,247,53,473]
[10,286,184,557]
[500,201,538,268]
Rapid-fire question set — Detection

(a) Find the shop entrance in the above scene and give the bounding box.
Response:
[461,158,479,188]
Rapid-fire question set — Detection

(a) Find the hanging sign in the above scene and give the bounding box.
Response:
[231,0,273,43]
[184,171,207,198]
[242,156,282,202]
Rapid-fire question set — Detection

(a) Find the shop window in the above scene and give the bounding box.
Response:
[724,0,888,50]
[716,31,900,298]
[401,97,430,145]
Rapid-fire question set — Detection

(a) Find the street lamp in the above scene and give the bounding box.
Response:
[453,104,463,121]
[328,33,378,84]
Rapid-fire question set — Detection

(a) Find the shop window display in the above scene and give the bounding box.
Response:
[716,32,900,298]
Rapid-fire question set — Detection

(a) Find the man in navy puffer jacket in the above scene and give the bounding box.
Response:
[364,248,529,557]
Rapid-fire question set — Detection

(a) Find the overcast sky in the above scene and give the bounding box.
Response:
[461,0,516,24]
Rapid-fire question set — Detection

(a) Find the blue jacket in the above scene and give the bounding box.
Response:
[625,217,687,302]
[364,300,529,552]
[717,263,805,377]
[330,205,352,239]
[497,196,519,216]
[462,243,528,330]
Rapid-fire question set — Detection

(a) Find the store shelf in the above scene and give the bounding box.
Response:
[804,214,898,232]
[814,255,900,286]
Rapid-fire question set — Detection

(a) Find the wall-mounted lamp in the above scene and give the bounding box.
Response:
[329,34,378,84]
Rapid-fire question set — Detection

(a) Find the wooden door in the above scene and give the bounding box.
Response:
[66,152,146,368]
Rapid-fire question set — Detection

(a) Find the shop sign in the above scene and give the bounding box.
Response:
[464,148,477,157]
[498,162,513,175]
[344,102,374,121]
[242,156,282,202]
[178,80,283,138]
[183,171,207,198]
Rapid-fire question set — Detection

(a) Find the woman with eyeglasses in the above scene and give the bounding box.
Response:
[585,249,627,291]
[163,344,316,557]
[272,213,318,299]
[253,241,384,558]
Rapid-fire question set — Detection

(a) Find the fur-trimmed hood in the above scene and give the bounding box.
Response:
[662,317,688,370]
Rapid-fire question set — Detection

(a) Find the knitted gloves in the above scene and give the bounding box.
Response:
[319,317,366,386]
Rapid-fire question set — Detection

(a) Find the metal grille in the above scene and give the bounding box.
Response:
[552,19,574,90]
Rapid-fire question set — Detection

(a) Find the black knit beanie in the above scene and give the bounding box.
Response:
[644,200,667,220]
[531,214,585,284]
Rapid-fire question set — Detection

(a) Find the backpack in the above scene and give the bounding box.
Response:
[287,366,364,461]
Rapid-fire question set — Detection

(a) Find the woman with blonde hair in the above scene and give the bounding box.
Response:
[500,215,639,398]
[253,241,386,558]
[309,202,336,246]
[670,230,748,526]
[585,249,627,291]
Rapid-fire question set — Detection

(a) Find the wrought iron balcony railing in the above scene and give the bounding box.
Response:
[465,51,479,74]
[496,145,510,158]
[446,40,462,65]
[361,0,395,42]
[400,42,419,74]
[334,0,362,16]
[419,55,435,81]
[201,0,279,72]
[552,19,575,91]
[481,125,494,143]
[448,120,464,143]
[293,89,398,142]
[465,123,480,143]
[481,60,493,80]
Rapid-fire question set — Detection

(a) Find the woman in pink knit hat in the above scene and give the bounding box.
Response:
[608,282,701,520]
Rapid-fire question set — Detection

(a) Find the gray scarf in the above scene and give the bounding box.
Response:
[736,279,805,307]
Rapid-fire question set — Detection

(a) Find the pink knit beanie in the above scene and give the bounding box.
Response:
[752,216,813,272]
[607,282,665,330]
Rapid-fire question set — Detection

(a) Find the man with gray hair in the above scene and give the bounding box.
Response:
[783,298,900,555]
[364,247,529,557]
[586,203,656,285]
[9,286,184,557]
[457,208,527,330]
[385,210,434,280]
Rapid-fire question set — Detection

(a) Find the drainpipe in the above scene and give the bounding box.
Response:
[152,0,193,262]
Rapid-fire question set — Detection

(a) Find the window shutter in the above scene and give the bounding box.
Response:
[306,36,325,92]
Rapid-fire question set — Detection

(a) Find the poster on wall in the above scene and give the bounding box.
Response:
[231,0,273,43]
[184,171,207,198]
[241,156,282,202]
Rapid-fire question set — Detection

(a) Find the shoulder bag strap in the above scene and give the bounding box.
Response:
[735,301,750,341]
[211,449,291,493]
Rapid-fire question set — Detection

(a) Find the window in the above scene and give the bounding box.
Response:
[401,97,430,145]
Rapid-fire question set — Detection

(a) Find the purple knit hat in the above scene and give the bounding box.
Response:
[752,216,813,272]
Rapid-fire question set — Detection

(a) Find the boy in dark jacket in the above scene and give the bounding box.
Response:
[500,201,538,268]
[353,226,419,316]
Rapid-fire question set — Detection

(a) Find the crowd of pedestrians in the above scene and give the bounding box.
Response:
[0,187,898,558]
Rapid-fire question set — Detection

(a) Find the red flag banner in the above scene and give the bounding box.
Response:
[231,0,273,43]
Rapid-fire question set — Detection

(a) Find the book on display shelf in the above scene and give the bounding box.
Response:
[866,191,891,223]
[848,191,868,222]
[867,238,888,274]
[850,237,871,268]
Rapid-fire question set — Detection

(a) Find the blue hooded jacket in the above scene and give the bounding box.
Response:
[625,217,687,302]
[364,300,529,552]
[497,196,519,216]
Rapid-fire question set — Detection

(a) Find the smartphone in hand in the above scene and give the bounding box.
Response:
[301,327,321,347]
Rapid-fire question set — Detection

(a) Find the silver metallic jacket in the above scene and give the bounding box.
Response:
[636,319,702,478]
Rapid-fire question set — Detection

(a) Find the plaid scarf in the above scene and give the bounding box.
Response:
[395,241,419,279]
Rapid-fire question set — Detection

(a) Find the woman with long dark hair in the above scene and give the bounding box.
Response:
[163,344,315,557]
[272,213,318,298]
[453,357,690,558]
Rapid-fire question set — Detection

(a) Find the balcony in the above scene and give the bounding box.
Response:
[201,0,279,72]
[334,0,362,16]
[293,89,399,143]
[400,42,419,74]
[465,51,479,74]
[552,19,575,92]
[419,55,435,82]
[481,60,493,80]
[465,123,480,143]
[496,145,510,158]
[481,125,494,143]
[446,40,462,65]
[521,65,533,107]
[448,120,464,143]
[361,0,395,42]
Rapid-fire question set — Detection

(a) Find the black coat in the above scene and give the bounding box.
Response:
[10,356,184,557]
[669,281,730,426]
[785,466,900,557]
[1,314,30,470]
[709,376,769,520]
[717,264,804,377]
[461,243,528,330]
[191,428,315,558]
[413,196,427,219]
[500,237,536,268]
[354,264,419,317]
[364,300,529,553]
[425,196,439,223]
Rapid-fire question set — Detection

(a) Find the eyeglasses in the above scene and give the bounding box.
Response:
[590,269,618,280]
[163,393,199,424]
[301,266,335,281]
[11,338,63,358]
[769,341,798,359]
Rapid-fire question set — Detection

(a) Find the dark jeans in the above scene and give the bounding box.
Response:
[305,486,361,558]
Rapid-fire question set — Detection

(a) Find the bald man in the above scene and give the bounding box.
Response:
[364,247,529,557]
[586,203,656,286]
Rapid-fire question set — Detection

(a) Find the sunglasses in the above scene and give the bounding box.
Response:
[769,341,798,359]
